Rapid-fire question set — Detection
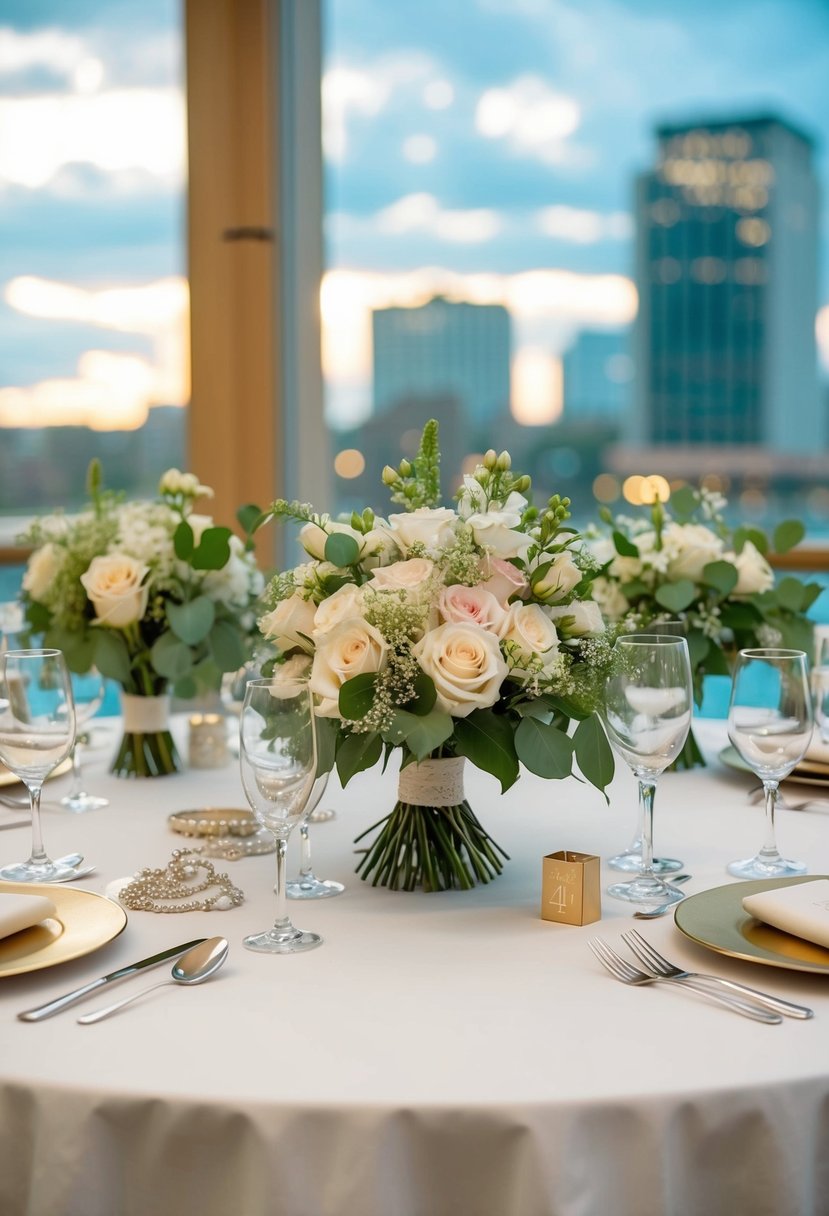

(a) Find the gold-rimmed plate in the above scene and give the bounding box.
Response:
[0,881,127,978]
[718,746,829,788]
[674,877,829,974]
[0,757,72,789]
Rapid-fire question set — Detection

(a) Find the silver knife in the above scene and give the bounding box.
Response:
[17,938,208,1022]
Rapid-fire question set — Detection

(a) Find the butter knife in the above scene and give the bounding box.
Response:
[17,938,207,1022]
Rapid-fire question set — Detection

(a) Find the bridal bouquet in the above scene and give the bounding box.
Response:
[19,462,264,777]
[256,420,615,892]
[587,484,820,765]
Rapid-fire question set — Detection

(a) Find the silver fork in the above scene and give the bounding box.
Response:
[621,929,813,1020]
[588,939,782,1023]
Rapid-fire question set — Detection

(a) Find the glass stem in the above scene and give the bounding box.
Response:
[28,784,48,866]
[760,780,782,861]
[272,837,291,933]
[70,743,84,797]
[299,823,313,879]
[638,779,657,879]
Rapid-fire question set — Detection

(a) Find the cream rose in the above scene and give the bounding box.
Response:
[479,557,528,606]
[465,509,531,560]
[532,551,583,603]
[80,553,150,628]
[259,594,317,653]
[438,584,506,632]
[313,583,365,636]
[546,601,605,637]
[499,603,559,673]
[664,523,724,582]
[730,541,774,596]
[413,622,507,717]
[386,507,457,554]
[22,543,63,601]
[591,577,630,621]
[310,619,388,718]
[369,558,434,596]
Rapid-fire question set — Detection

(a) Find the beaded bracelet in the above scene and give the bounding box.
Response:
[119,848,244,913]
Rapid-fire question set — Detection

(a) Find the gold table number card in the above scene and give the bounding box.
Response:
[541,850,601,926]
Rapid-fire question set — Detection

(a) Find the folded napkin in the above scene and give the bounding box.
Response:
[804,733,829,766]
[0,892,57,940]
[743,880,829,948]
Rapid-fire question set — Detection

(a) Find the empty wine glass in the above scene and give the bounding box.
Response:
[810,637,829,745]
[286,771,345,900]
[608,620,686,874]
[727,648,812,879]
[602,635,693,906]
[60,668,109,813]
[0,648,85,882]
[240,677,322,953]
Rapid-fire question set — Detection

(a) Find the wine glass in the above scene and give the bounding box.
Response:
[60,668,109,813]
[0,649,85,882]
[608,620,686,875]
[286,771,345,900]
[810,637,829,745]
[239,677,322,953]
[727,648,812,879]
[602,635,693,906]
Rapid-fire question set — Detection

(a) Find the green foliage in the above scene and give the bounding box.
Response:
[613,530,639,558]
[654,579,697,613]
[773,520,805,554]
[336,730,383,785]
[514,717,573,779]
[573,715,615,798]
[338,673,378,721]
[453,709,520,793]
[324,531,361,567]
[167,597,215,645]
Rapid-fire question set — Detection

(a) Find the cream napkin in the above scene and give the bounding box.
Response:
[0,892,57,940]
[804,733,829,766]
[742,880,829,948]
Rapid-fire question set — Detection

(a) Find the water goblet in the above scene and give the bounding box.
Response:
[60,668,109,813]
[0,649,86,882]
[727,648,812,879]
[286,771,345,900]
[810,637,829,746]
[240,677,322,954]
[602,635,693,906]
[608,620,686,875]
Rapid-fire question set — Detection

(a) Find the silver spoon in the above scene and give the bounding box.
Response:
[77,937,229,1024]
[632,874,692,920]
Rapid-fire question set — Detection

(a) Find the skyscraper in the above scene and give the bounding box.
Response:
[372,297,511,427]
[562,330,632,422]
[631,115,821,452]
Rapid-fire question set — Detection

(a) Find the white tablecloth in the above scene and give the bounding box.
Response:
[1,718,829,1216]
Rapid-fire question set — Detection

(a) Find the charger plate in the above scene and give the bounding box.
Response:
[719,746,829,788]
[0,881,127,978]
[0,758,72,789]
[674,876,829,974]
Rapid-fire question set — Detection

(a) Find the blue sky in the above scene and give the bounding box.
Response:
[0,0,827,432]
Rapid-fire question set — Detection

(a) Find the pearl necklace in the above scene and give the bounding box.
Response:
[120,848,245,914]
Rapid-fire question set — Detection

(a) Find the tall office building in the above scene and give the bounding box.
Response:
[562,330,632,422]
[372,297,511,426]
[631,115,822,452]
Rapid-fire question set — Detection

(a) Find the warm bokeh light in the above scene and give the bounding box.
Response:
[817,305,829,372]
[511,348,562,425]
[333,448,366,479]
[623,475,645,505]
[592,473,621,503]
[623,474,670,506]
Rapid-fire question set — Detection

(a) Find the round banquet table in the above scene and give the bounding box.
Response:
[1,717,829,1216]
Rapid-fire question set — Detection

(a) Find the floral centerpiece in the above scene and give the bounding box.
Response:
[19,463,264,777]
[587,484,820,765]
[255,421,615,892]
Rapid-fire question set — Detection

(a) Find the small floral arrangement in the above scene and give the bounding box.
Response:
[587,484,820,764]
[256,421,615,892]
[19,463,264,776]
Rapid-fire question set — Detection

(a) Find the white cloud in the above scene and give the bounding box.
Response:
[323,53,437,162]
[374,193,501,243]
[536,205,633,244]
[402,134,437,164]
[0,27,87,78]
[475,75,584,166]
[422,79,454,110]
[0,87,185,189]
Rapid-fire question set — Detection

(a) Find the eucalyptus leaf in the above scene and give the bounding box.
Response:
[315,715,338,776]
[150,632,194,680]
[384,709,453,760]
[773,519,805,555]
[453,709,519,792]
[335,730,382,786]
[733,526,768,556]
[191,527,232,571]
[207,620,246,672]
[654,579,697,614]
[514,717,573,779]
[621,579,649,601]
[404,672,437,716]
[338,673,377,721]
[167,596,215,645]
[668,485,698,520]
[324,532,361,568]
[684,627,711,671]
[573,714,615,796]
[612,530,639,558]
[236,503,263,535]
[701,560,738,597]
[173,675,198,700]
[774,577,806,614]
[91,629,132,685]
[174,520,194,561]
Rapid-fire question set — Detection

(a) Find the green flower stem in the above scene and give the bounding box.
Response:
[110,730,182,778]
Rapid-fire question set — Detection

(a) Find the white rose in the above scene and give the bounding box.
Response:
[438,584,506,632]
[730,541,774,596]
[499,603,559,673]
[298,520,363,563]
[386,507,457,554]
[457,478,527,521]
[546,601,605,638]
[259,594,317,653]
[310,619,388,718]
[273,654,312,684]
[664,523,724,582]
[591,577,630,621]
[413,622,507,717]
[360,527,399,568]
[22,543,62,601]
[466,510,531,560]
[369,558,434,597]
[80,553,150,628]
[313,583,365,635]
[532,551,583,603]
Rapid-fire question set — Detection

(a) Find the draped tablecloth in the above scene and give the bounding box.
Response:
[1,718,828,1216]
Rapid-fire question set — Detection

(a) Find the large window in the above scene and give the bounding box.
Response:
[321,0,829,532]
[0,1,187,530]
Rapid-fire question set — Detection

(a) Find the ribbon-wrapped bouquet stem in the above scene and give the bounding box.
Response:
[256,421,615,892]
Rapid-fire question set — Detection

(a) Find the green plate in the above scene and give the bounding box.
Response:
[674,876,829,974]
[719,745,829,787]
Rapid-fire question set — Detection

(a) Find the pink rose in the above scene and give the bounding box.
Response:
[479,557,528,606]
[438,584,506,632]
